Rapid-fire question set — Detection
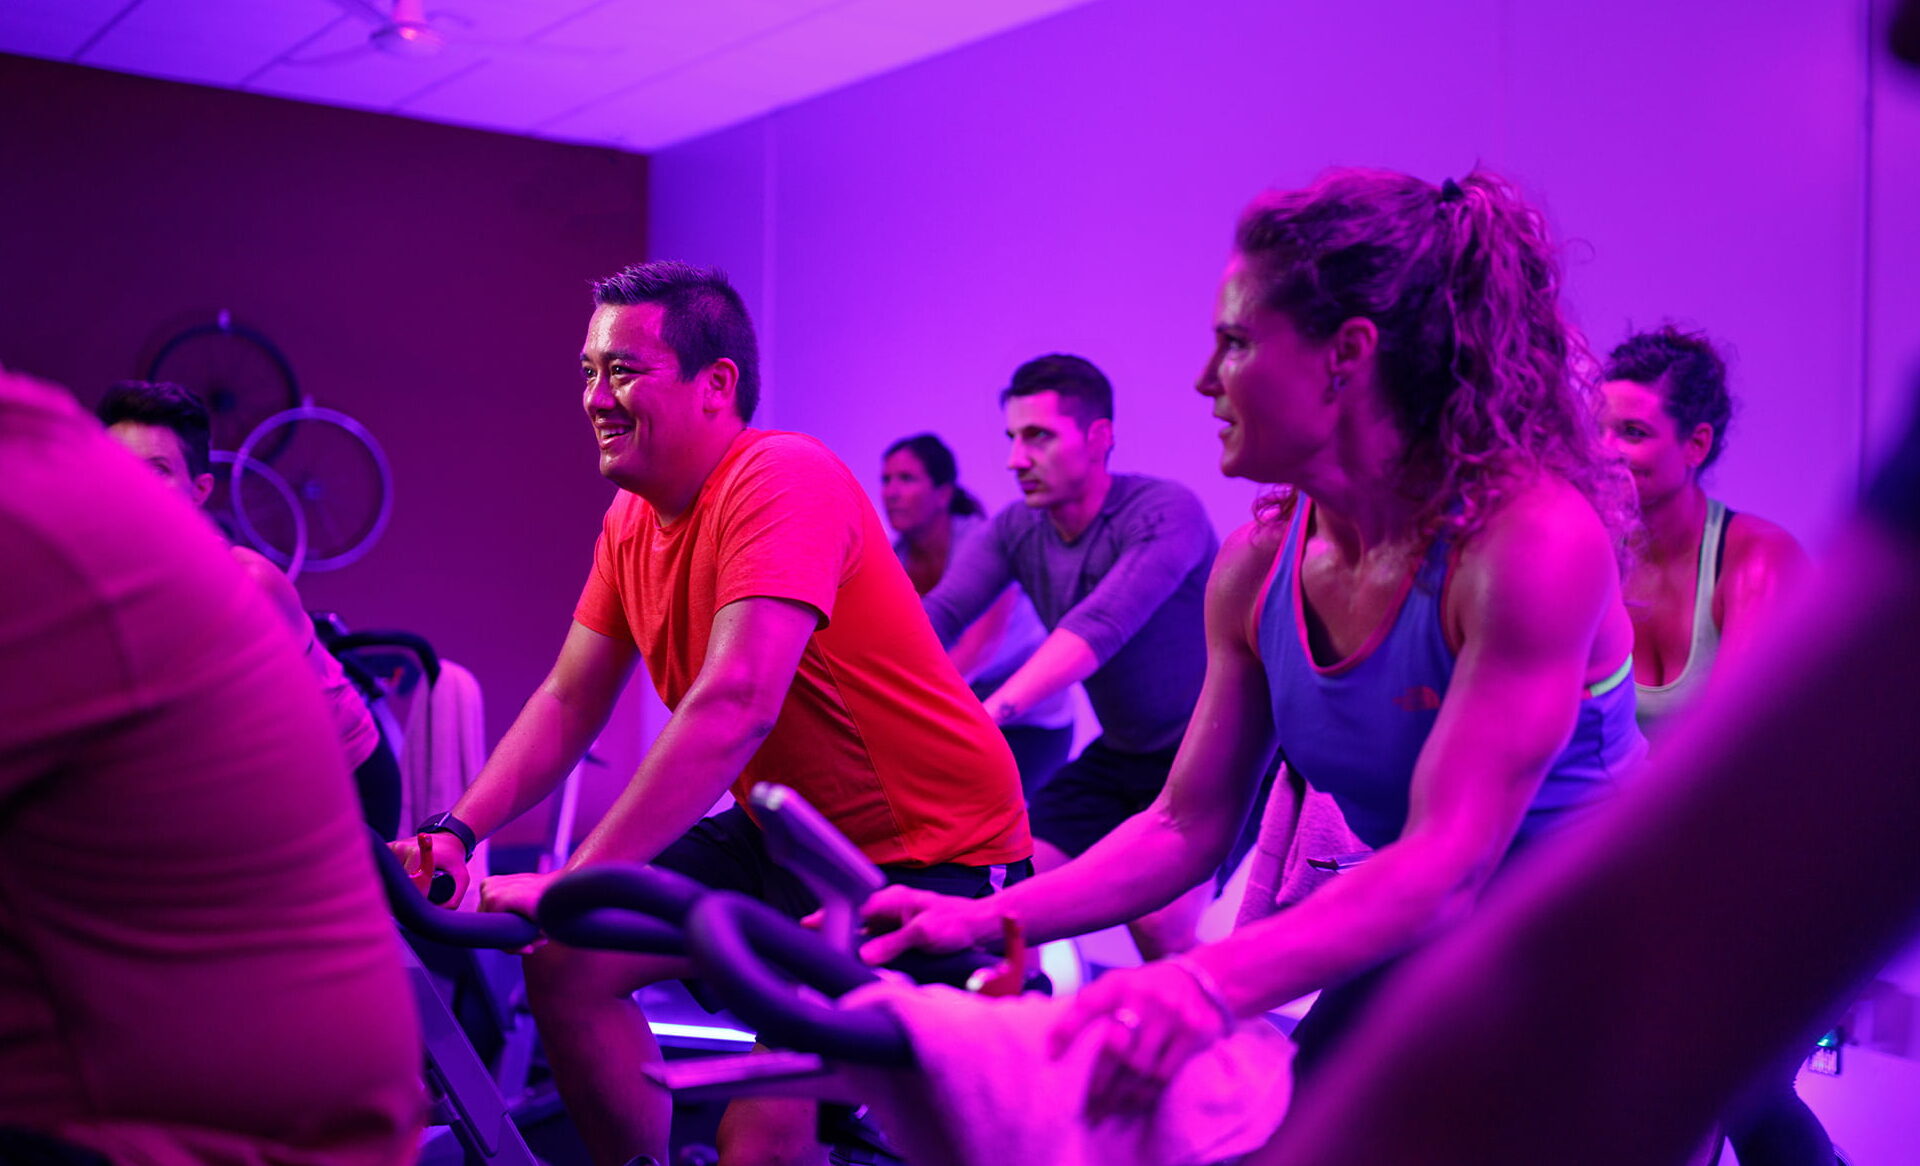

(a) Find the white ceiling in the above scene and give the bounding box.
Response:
[0,0,1103,152]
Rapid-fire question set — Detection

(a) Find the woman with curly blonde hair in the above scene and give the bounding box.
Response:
[861,168,1647,1114]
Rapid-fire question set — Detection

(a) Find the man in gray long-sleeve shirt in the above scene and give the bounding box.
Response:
[924,354,1219,958]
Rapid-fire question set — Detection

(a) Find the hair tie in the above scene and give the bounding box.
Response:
[1438,177,1466,204]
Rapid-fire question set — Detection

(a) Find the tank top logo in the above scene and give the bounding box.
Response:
[1392,685,1442,712]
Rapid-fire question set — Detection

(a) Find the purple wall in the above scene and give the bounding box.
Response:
[648,0,1920,1157]
[653,0,1911,547]
[0,53,653,843]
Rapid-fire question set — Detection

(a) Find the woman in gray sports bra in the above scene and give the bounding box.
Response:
[1599,326,1825,1165]
[1599,328,1809,736]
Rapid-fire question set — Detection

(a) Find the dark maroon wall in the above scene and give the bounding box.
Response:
[0,54,651,815]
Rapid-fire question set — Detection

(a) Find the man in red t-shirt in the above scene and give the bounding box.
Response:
[399,261,1029,1166]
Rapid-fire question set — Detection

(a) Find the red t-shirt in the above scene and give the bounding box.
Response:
[574,429,1029,868]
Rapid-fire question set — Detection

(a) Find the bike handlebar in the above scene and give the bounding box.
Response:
[366,827,541,949]
[537,863,706,956]
[685,892,911,1067]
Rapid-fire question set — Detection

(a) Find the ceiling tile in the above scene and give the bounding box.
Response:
[80,0,341,84]
[853,0,1098,37]
[397,52,636,130]
[0,0,148,60]
[529,0,846,84]
[248,19,500,111]
[682,14,921,107]
[537,66,780,151]
[0,0,1113,150]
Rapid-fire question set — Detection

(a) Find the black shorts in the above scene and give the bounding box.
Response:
[1028,736,1177,859]
[1029,736,1275,889]
[653,805,1031,920]
[0,1130,110,1165]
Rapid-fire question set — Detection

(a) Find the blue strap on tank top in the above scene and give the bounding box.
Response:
[1257,502,1645,849]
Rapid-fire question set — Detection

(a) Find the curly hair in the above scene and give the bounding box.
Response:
[1234,168,1631,546]
[1602,326,1735,471]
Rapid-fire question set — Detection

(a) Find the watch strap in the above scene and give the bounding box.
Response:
[415,812,477,862]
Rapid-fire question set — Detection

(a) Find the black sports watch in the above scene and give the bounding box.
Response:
[415,811,478,862]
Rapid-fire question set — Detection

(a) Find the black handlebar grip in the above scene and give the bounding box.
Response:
[538,864,707,956]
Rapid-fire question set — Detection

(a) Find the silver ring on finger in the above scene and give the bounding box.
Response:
[1110,1007,1143,1033]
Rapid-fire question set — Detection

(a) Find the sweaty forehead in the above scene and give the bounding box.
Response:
[883,449,929,475]
[583,302,671,357]
[105,420,188,467]
[1005,391,1081,431]
[1216,254,1266,317]
[1599,379,1668,420]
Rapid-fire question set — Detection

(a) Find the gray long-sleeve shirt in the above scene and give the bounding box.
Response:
[923,474,1217,754]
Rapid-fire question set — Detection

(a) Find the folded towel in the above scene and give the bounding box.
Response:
[1237,765,1370,930]
[842,979,1293,1166]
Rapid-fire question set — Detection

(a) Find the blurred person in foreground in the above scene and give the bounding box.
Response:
[0,367,419,1165]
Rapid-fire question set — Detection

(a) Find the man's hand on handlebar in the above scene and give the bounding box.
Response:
[853,884,992,965]
[477,871,560,954]
[389,833,472,909]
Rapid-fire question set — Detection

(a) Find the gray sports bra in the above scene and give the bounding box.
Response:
[1634,498,1731,738]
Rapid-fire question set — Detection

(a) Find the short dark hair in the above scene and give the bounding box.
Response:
[1602,326,1735,470]
[999,354,1114,429]
[884,432,984,516]
[591,260,761,423]
[95,380,212,477]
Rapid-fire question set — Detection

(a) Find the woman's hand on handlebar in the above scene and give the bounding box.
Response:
[1050,959,1232,1123]
[854,884,992,965]
[389,833,472,908]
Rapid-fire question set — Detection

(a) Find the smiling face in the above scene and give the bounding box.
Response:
[1004,390,1110,512]
[880,448,952,539]
[105,420,214,506]
[1195,255,1340,483]
[580,302,723,499]
[1598,377,1713,508]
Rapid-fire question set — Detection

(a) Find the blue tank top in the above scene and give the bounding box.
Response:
[1257,501,1646,849]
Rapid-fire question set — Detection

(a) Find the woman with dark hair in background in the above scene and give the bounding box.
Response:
[883,432,1075,794]
[1599,328,1827,1165]
[862,168,1647,1109]
[1600,328,1810,731]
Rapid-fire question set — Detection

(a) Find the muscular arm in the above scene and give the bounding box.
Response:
[564,596,819,868]
[450,620,638,840]
[1259,508,1920,1166]
[1180,483,1619,1014]
[1713,515,1810,673]
[864,523,1277,961]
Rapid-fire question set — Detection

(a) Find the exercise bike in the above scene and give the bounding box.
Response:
[535,783,1042,1165]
